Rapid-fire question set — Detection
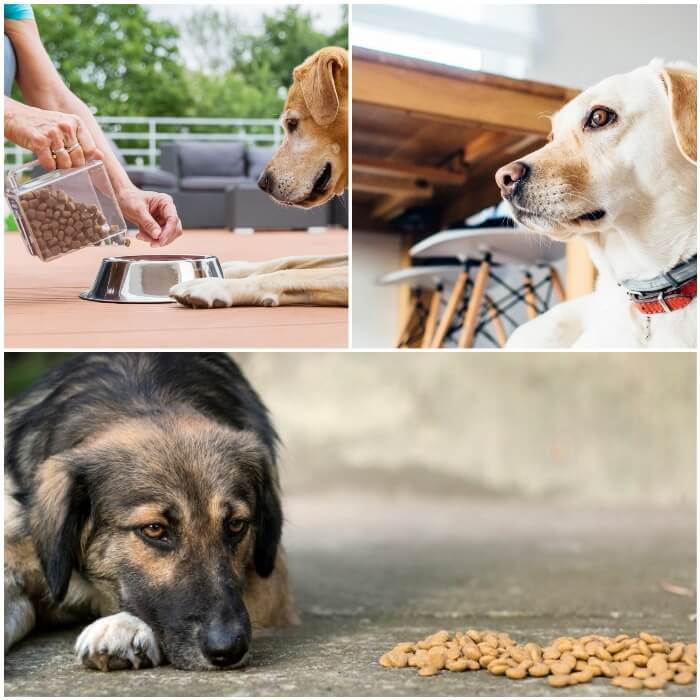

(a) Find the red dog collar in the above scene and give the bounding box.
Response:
[622,256,697,315]
[630,278,696,314]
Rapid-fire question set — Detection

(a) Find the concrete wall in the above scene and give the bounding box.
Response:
[237,352,696,508]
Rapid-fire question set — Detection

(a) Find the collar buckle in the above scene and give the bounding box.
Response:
[657,291,672,313]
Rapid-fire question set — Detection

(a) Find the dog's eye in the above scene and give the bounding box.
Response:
[226,519,248,537]
[141,524,167,540]
[586,107,616,130]
[286,118,299,133]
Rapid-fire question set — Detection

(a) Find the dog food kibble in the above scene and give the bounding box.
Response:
[19,188,116,259]
[379,630,696,691]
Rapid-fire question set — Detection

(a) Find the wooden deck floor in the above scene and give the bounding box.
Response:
[5,229,348,349]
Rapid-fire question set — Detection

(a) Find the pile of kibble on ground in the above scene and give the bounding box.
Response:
[379,629,696,691]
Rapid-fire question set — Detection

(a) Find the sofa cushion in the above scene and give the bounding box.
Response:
[126,167,177,191]
[246,145,275,181]
[180,175,251,191]
[177,142,246,177]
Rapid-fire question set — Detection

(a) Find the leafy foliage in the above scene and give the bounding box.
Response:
[29,4,347,119]
[33,4,189,116]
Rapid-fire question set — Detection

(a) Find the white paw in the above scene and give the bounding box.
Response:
[170,278,233,308]
[222,260,258,279]
[75,612,161,671]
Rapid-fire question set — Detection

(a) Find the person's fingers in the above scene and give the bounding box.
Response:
[75,120,98,161]
[34,136,56,171]
[57,116,84,167]
[152,197,181,245]
[135,203,163,241]
[50,137,72,170]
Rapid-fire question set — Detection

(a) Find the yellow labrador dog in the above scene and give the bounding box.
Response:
[170,47,348,308]
[496,60,696,348]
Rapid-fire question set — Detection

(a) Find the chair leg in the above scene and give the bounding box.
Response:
[431,271,468,348]
[421,287,442,348]
[458,259,490,348]
[549,266,566,302]
[523,272,538,320]
[395,294,418,348]
[486,295,507,348]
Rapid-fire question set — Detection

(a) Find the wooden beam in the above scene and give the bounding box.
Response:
[353,172,434,198]
[353,156,467,185]
[371,194,420,221]
[463,132,512,164]
[354,56,576,136]
[440,179,501,229]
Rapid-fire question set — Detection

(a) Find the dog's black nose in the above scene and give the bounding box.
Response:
[257,171,273,193]
[495,161,529,196]
[202,620,249,667]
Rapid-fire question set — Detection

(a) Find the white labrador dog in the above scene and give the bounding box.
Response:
[496,59,696,348]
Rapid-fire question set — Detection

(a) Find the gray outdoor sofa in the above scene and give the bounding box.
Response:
[158,141,340,230]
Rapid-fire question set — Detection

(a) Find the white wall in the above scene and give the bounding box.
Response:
[352,232,402,348]
[530,4,697,88]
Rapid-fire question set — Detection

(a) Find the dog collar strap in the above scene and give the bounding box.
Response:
[622,255,697,314]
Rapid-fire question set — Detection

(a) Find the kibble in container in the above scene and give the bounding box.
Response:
[6,159,127,262]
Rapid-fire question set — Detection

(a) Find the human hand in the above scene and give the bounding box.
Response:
[116,187,183,247]
[4,99,99,170]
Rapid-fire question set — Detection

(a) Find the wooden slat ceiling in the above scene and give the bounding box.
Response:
[352,49,578,232]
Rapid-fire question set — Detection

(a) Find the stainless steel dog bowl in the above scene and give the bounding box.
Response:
[80,254,224,303]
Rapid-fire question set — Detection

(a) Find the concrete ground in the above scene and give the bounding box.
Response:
[5,496,696,696]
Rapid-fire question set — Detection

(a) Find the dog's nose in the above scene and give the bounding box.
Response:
[495,161,529,196]
[257,171,273,193]
[202,620,249,667]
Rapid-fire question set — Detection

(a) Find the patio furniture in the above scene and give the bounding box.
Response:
[380,227,566,348]
[108,138,177,194]
[225,183,333,231]
[378,265,463,348]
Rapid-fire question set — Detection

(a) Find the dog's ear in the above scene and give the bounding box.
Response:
[30,457,89,602]
[294,47,346,127]
[660,66,697,165]
[254,475,282,578]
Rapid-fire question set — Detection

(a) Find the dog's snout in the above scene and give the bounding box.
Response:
[202,618,250,668]
[496,161,530,196]
[257,171,273,193]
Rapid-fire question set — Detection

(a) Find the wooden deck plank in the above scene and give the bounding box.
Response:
[5,229,348,349]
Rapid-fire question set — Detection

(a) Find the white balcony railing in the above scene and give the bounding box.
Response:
[4,116,284,172]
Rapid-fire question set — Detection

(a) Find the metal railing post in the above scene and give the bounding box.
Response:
[149,118,157,167]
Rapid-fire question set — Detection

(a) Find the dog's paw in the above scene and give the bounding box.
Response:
[75,612,161,671]
[170,279,234,308]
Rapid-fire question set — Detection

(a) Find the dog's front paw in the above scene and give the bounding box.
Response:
[75,612,161,671]
[170,279,234,308]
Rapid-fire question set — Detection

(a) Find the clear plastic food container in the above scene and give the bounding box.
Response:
[6,159,127,262]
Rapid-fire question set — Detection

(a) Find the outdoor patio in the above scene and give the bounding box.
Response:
[4,229,348,349]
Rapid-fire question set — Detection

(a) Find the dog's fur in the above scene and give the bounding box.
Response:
[497,59,696,348]
[4,353,296,671]
[170,47,348,309]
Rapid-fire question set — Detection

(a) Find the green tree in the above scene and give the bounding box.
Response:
[181,5,349,117]
[31,4,189,117]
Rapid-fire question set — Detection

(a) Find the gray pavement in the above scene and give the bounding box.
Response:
[5,496,697,696]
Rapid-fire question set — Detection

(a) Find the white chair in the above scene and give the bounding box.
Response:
[381,228,566,348]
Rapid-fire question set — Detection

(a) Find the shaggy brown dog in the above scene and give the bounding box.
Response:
[4,353,295,671]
